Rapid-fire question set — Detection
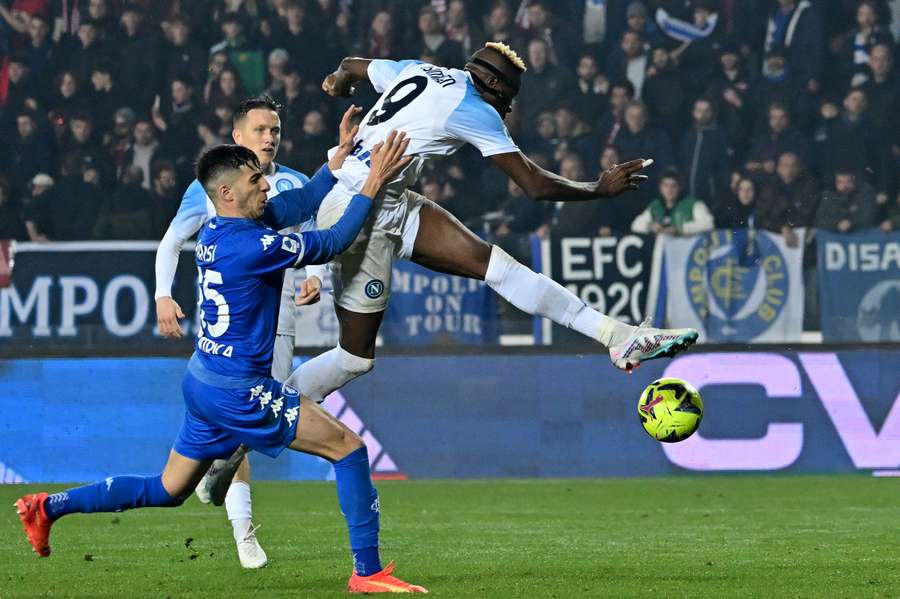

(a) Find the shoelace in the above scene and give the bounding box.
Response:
[242,523,261,543]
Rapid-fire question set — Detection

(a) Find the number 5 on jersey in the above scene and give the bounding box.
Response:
[199,268,230,337]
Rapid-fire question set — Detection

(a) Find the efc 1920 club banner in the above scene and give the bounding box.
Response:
[818,230,900,342]
[382,260,498,346]
[660,229,805,343]
[534,234,658,345]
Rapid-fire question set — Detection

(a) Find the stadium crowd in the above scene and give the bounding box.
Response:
[1,0,900,247]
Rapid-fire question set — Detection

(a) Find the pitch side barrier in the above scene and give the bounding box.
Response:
[1,349,898,482]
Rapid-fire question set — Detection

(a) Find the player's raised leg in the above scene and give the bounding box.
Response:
[15,450,210,557]
[410,201,698,371]
[289,396,426,593]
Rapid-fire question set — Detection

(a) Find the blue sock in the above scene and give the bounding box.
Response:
[333,446,382,576]
[44,474,182,521]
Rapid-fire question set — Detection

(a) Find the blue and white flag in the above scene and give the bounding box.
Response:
[660,229,805,342]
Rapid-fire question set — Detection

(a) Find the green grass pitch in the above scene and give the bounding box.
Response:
[2,477,899,598]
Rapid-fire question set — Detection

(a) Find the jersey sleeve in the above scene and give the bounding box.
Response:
[262,164,336,229]
[241,230,308,276]
[154,180,209,299]
[445,87,520,157]
[367,59,423,93]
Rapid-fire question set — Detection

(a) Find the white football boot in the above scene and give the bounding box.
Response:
[609,318,699,372]
[194,460,227,504]
[235,522,268,569]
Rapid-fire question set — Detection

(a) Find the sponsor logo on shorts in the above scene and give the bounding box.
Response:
[275,178,294,192]
[365,279,385,299]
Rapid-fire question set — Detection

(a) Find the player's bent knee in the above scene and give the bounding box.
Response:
[339,347,375,377]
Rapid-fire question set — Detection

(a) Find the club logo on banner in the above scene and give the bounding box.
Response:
[818,230,900,342]
[535,234,659,345]
[381,260,498,345]
[662,229,805,342]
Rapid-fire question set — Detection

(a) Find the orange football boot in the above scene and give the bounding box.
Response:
[347,561,428,593]
[15,492,53,557]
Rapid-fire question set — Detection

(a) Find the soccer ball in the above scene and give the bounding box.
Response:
[637,377,704,443]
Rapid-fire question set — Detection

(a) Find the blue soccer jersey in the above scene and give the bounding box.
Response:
[190,186,373,380]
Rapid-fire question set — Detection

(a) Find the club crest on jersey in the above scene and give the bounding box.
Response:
[365,279,385,299]
[281,236,298,254]
[260,234,276,250]
[275,178,294,192]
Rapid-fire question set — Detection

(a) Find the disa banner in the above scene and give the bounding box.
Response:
[818,230,900,342]
[661,229,805,342]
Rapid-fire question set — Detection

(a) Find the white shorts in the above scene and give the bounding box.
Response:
[316,187,426,313]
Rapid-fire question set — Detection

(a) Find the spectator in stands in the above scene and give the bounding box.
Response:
[614,100,673,195]
[48,70,88,122]
[754,44,810,131]
[597,80,634,147]
[523,112,559,160]
[678,98,729,209]
[115,5,160,109]
[210,14,264,94]
[88,62,125,133]
[23,14,53,83]
[264,48,290,96]
[881,192,900,232]
[93,165,155,240]
[445,0,484,57]
[859,44,899,134]
[207,67,245,112]
[519,37,571,127]
[161,17,206,100]
[152,76,201,183]
[815,88,891,203]
[571,53,610,127]
[705,40,754,155]
[148,160,179,238]
[815,168,880,233]
[552,105,598,170]
[22,173,55,242]
[62,113,113,189]
[123,120,161,190]
[642,43,688,142]
[521,0,577,67]
[758,152,819,247]
[0,178,27,240]
[107,107,137,172]
[12,111,53,194]
[413,5,464,68]
[624,2,659,44]
[594,145,639,235]
[5,54,40,115]
[493,178,549,241]
[553,154,607,236]
[62,20,110,85]
[716,173,759,229]
[669,0,724,84]
[267,1,331,82]
[366,11,399,60]
[764,0,825,94]
[831,0,891,84]
[293,110,332,176]
[631,168,715,235]
[608,30,649,99]
[85,0,116,39]
[483,1,522,50]
[745,102,809,175]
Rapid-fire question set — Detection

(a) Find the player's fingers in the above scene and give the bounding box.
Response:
[370,140,385,159]
[175,306,185,319]
[348,124,359,140]
[619,158,647,174]
[388,133,409,162]
[628,175,648,184]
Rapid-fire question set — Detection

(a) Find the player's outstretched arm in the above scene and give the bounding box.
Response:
[490,152,651,202]
[154,185,208,338]
[322,58,372,97]
[301,131,412,265]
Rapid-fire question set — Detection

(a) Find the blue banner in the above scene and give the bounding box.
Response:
[818,230,900,342]
[381,260,498,346]
[2,350,899,481]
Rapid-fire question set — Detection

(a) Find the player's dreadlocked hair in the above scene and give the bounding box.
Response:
[484,42,527,72]
[233,96,283,125]
[196,144,261,198]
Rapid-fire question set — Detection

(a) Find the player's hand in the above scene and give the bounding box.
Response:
[156,296,186,338]
[362,130,412,196]
[322,70,355,97]
[595,158,650,198]
[328,105,362,171]
[295,276,322,306]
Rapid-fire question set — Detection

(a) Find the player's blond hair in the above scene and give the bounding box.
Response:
[484,42,527,72]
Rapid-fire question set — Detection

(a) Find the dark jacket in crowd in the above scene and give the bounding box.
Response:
[678,124,730,207]
[758,173,820,232]
[815,182,880,232]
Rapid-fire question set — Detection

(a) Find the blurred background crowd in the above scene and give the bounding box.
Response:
[0,0,899,250]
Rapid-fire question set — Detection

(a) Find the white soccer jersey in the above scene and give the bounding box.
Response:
[331,59,519,200]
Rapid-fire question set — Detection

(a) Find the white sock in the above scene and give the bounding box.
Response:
[285,346,374,403]
[224,481,252,540]
[484,245,635,347]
